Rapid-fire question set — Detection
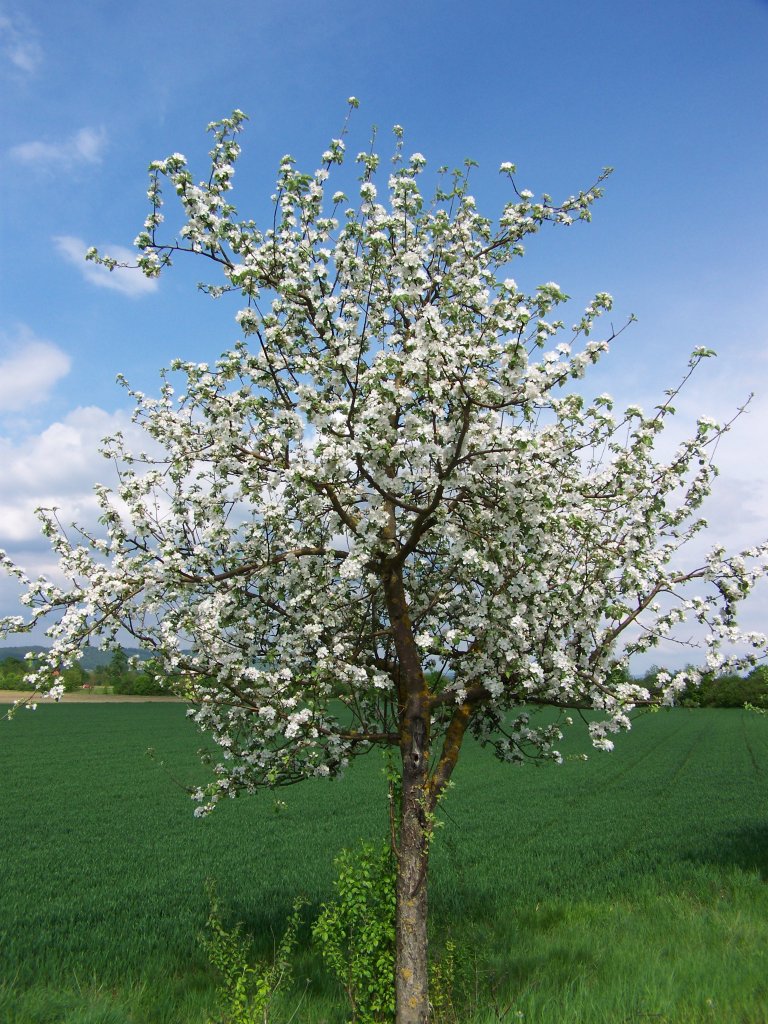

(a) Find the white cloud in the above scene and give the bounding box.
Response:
[0,12,42,74]
[10,126,107,167]
[0,405,164,638]
[53,235,158,298]
[601,353,768,671]
[650,359,768,551]
[0,406,141,546]
[0,326,71,412]
[590,343,768,552]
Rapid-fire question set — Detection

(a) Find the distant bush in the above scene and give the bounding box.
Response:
[0,657,27,690]
[91,647,166,695]
[0,647,170,695]
[0,658,93,693]
[111,669,166,696]
[629,663,768,708]
[681,666,768,708]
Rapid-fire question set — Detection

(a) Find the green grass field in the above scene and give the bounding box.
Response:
[1,704,767,1023]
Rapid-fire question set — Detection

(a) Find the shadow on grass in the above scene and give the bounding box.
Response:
[209,895,346,1008]
[686,822,768,881]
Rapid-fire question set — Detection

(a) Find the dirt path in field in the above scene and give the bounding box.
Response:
[0,690,185,704]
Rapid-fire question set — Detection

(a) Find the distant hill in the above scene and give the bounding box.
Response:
[0,646,154,670]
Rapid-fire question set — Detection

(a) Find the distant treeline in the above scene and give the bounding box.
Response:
[0,647,165,695]
[0,645,152,671]
[626,664,768,709]
[1,647,767,707]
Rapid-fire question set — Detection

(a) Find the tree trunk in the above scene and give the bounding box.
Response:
[396,716,431,1024]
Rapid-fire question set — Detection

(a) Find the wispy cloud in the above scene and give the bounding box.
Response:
[0,326,71,413]
[0,12,42,74]
[53,236,158,298]
[10,126,107,168]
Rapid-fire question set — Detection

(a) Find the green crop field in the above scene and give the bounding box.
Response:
[1,703,767,1023]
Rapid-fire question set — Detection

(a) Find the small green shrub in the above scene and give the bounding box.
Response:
[429,939,458,1024]
[312,841,397,1023]
[202,879,305,1024]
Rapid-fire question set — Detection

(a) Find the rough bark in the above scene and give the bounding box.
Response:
[381,554,433,1024]
[396,713,431,1024]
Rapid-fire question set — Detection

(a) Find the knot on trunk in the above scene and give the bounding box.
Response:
[409,716,427,770]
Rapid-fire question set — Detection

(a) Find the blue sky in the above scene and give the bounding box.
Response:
[1,0,767,665]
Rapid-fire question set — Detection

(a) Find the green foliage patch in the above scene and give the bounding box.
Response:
[313,841,397,1023]
[202,881,306,1024]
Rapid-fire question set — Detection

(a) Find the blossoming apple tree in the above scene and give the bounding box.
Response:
[3,104,767,1023]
